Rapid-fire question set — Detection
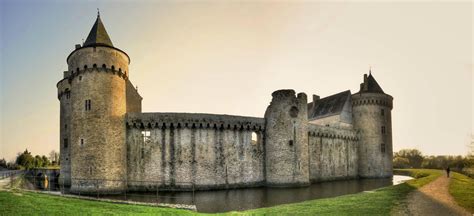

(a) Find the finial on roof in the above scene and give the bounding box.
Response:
[369,65,372,75]
[97,8,100,17]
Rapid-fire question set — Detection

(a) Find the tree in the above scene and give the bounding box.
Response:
[0,158,6,169]
[394,149,424,168]
[15,149,35,169]
[49,150,59,165]
[393,157,410,168]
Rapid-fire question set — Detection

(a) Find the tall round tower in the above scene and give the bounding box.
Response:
[58,13,130,193]
[264,90,310,186]
[352,72,393,178]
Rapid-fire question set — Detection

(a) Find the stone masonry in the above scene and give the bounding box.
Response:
[57,14,394,194]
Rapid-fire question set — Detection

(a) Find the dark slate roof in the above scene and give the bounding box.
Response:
[360,73,384,93]
[83,15,113,47]
[307,90,351,119]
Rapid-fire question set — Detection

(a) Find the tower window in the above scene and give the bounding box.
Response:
[381,143,386,153]
[80,139,84,147]
[381,109,385,116]
[85,100,91,111]
[76,68,79,72]
[102,64,106,68]
[64,138,68,148]
[84,65,88,69]
[65,124,67,130]
[111,65,115,71]
[93,64,97,68]
[381,126,386,134]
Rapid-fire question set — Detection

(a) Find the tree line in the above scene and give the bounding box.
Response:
[0,149,59,170]
[393,149,474,177]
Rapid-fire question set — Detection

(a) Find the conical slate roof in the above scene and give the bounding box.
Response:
[358,72,385,93]
[365,73,384,93]
[83,14,113,47]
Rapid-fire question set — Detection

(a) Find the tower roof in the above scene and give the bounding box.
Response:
[358,71,385,93]
[83,13,113,47]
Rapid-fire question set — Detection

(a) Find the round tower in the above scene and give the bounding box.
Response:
[58,13,130,193]
[352,72,393,178]
[264,90,310,186]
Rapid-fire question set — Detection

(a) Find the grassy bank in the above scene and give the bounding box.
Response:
[0,170,441,215]
[449,172,474,213]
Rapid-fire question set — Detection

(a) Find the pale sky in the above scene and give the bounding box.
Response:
[0,1,472,161]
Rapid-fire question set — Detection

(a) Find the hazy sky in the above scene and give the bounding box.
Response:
[0,1,472,161]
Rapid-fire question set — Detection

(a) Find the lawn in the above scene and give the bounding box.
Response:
[449,172,474,213]
[0,169,442,215]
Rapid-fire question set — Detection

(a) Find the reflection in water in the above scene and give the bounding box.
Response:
[102,175,412,213]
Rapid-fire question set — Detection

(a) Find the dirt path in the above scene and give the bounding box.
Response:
[400,175,471,216]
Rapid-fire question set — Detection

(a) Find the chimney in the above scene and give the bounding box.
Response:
[363,74,368,91]
[313,94,320,104]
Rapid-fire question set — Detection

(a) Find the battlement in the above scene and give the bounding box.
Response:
[351,92,393,109]
[307,124,358,141]
[126,112,265,131]
[57,65,128,90]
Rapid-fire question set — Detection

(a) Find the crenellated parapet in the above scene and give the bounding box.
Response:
[126,112,265,132]
[307,124,359,141]
[56,65,129,96]
[351,92,393,109]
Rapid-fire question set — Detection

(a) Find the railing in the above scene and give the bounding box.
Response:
[0,170,24,180]
[22,175,197,206]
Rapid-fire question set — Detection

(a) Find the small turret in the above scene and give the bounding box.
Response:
[352,72,393,178]
[264,90,310,186]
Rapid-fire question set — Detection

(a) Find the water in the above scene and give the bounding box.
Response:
[104,175,412,213]
[31,175,412,213]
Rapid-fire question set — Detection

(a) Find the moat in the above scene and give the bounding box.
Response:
[31,175,412,213]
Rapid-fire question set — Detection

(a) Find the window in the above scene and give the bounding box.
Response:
[79,76,82,81]
[141,130,151,143]
[381,143,386,153]
[93,64,97,68]
[85,100,91,111]
[65,124,68,130]
[111,65,115,71]
[102,64,106,68]
[80,139,84,147]
[381,109,385,116]
[381,126,386,134]
[84,65,88,69]
[64,138,68,148]
[251,132,258,145]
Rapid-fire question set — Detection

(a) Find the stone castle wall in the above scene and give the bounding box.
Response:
[307,124,359,182]
[126,113,265,190]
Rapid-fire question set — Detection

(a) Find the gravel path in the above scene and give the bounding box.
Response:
[401,175,471,216]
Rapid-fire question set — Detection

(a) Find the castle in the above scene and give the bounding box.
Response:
[57,14,393,194]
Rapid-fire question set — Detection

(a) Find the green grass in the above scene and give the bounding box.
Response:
[0,169,442,215]
[449,172,474,213]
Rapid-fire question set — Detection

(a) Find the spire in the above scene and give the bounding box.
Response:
[83,12,113,47]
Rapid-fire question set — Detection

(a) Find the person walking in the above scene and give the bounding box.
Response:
[446,167,450,178]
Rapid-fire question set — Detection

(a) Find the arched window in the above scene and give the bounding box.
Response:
[119,68,122,73]
[84,65,88,69]
[76,68,79,72]
[102,64,106,68]
[111,65,115,71]
[251,132,258,145]
[93,64,97,68]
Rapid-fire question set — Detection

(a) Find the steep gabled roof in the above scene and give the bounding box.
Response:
[83,14,113,47]
[307,90,351,120]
